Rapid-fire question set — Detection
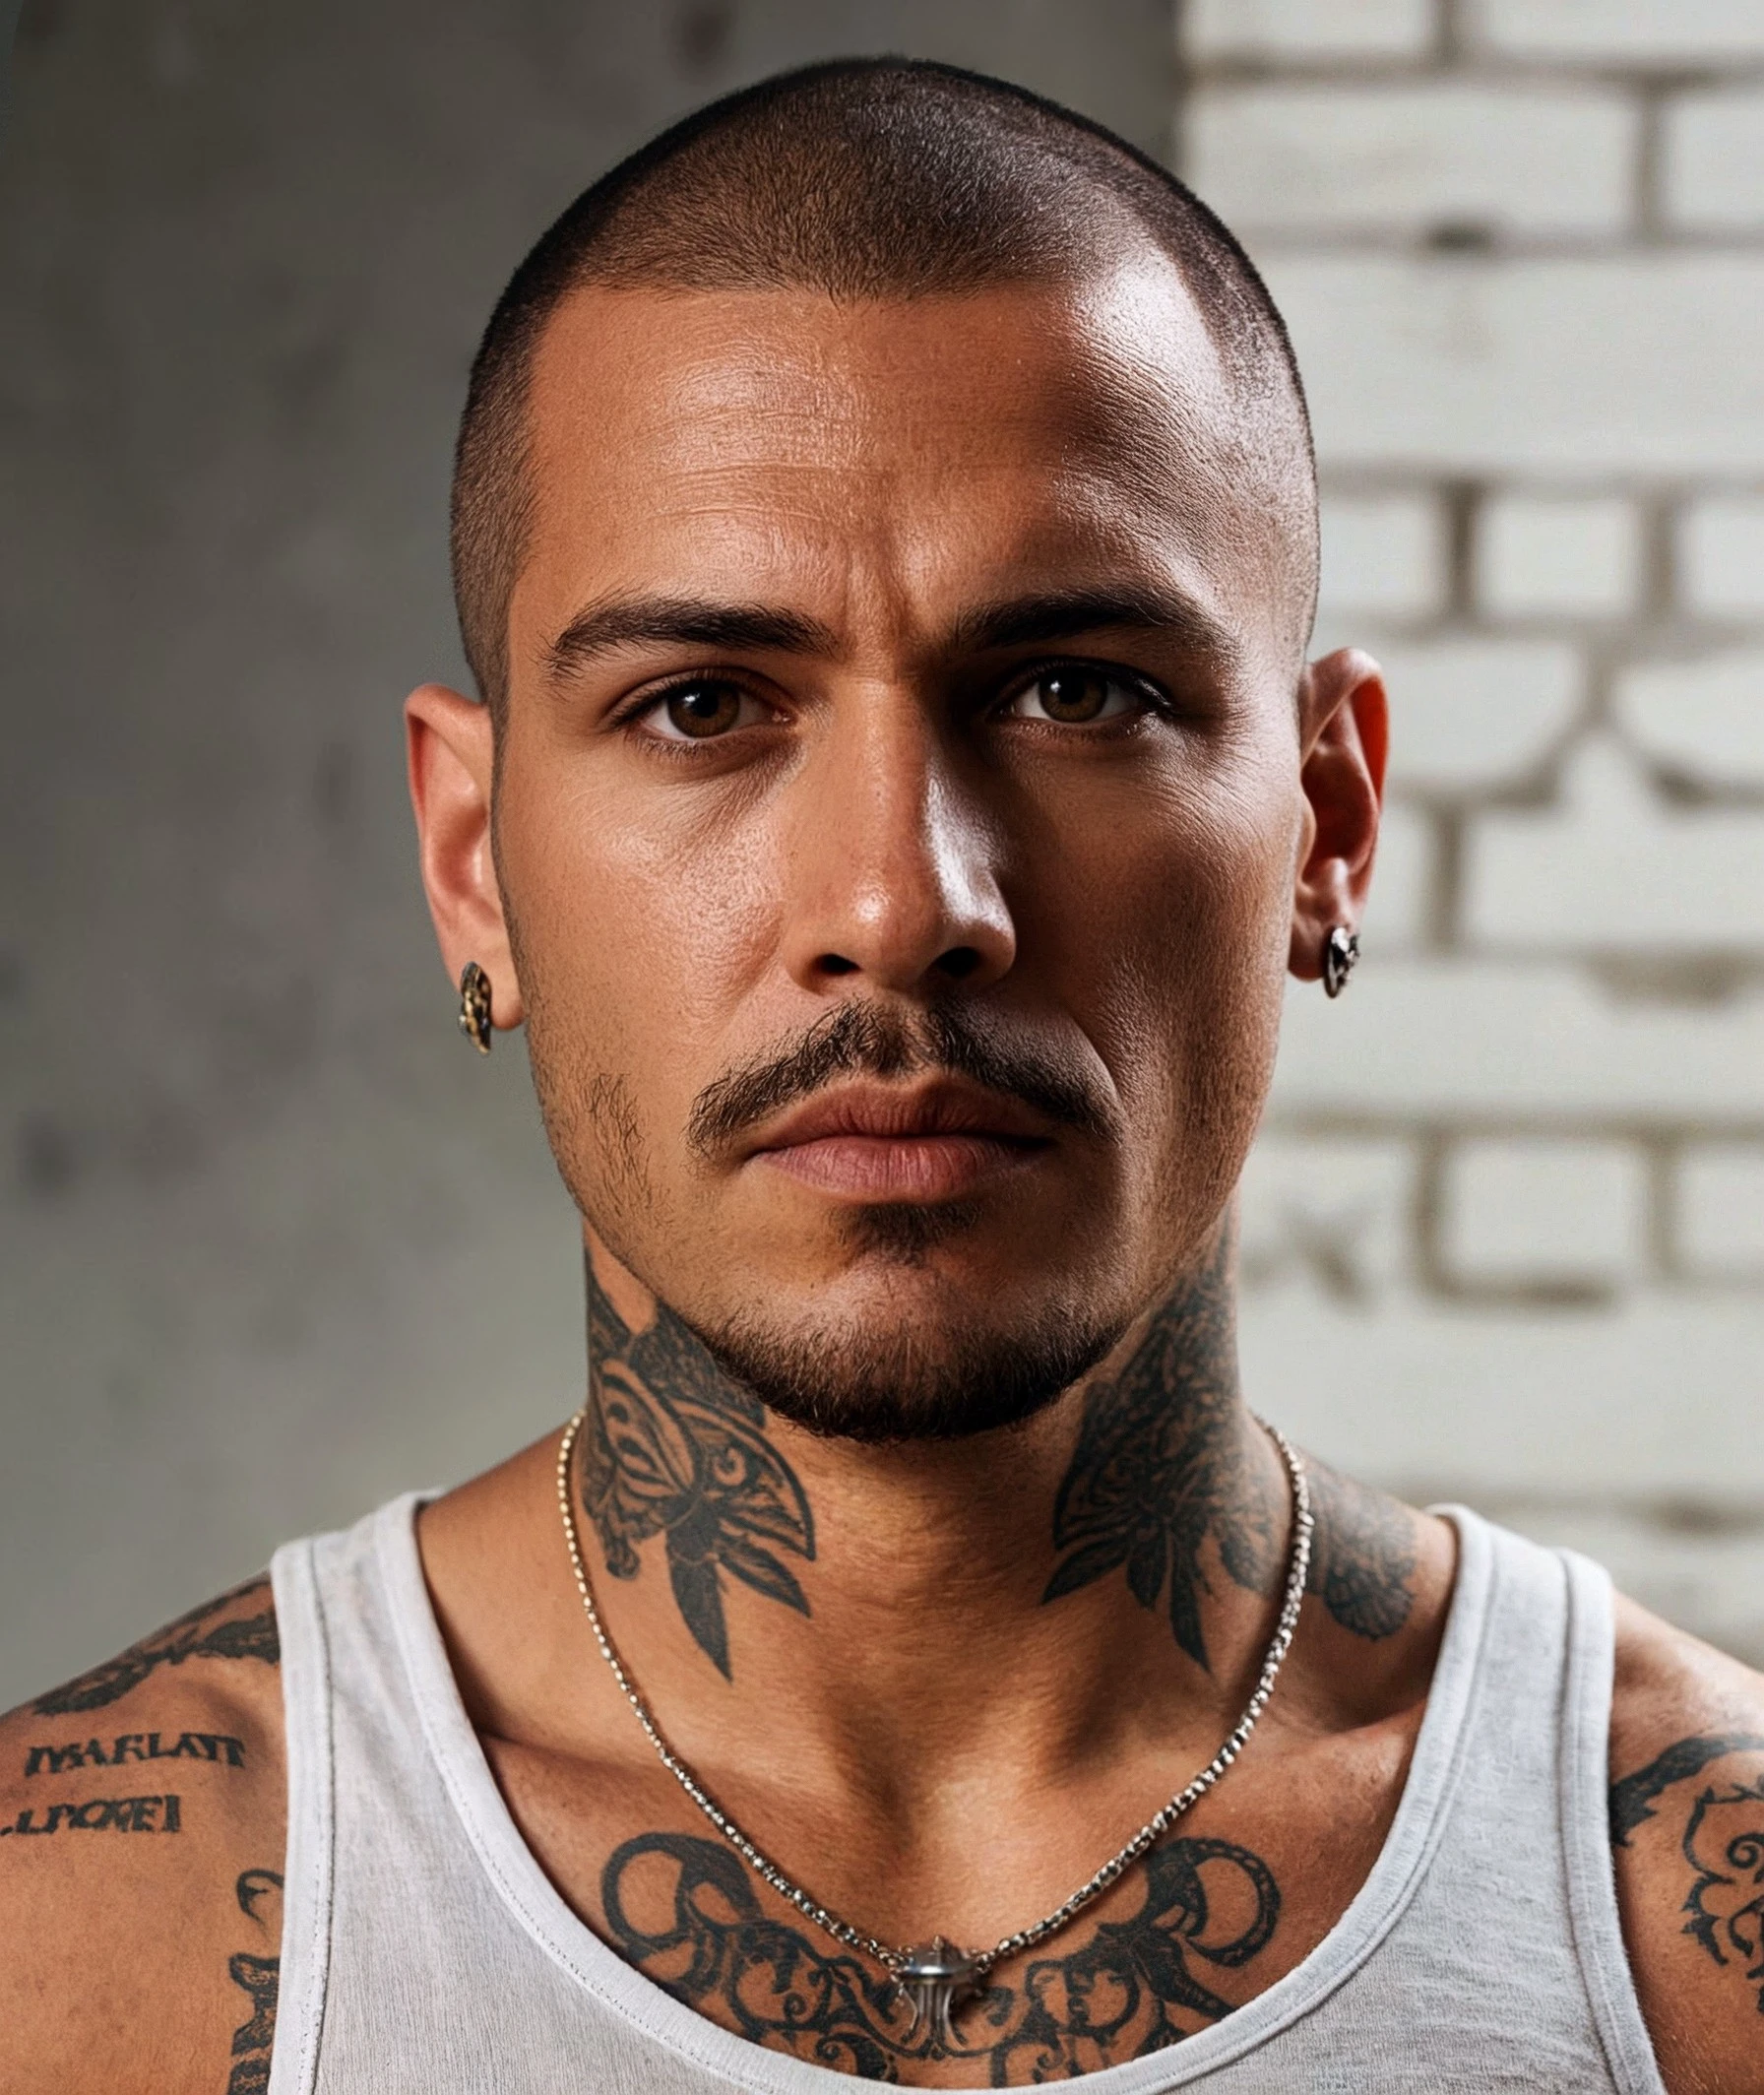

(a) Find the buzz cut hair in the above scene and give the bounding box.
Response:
[450,57,1315,721]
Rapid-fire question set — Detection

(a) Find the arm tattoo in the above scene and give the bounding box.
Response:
[32,1578,279,1716]
[226,1868,283,2094]
[1041,1246,1416,1663]
[1680,1774,1764,2008]
[601,1828,1280,2082]
[1609,1733,1764,1847]
[0,1792,181,1834]
[581,1263,814,1679]
[25,1732,245,1776]
[1611,1734,1764,2015]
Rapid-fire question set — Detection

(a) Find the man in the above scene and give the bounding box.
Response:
[3,59,1760,2093]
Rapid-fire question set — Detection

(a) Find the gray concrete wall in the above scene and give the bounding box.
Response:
[0,1,1172,1705]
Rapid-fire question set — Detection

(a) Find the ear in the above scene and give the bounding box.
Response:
[1289,648,1388,984]
[405,682,526,1031]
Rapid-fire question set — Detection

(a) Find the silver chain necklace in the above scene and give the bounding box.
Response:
[555,1406,1313,2049]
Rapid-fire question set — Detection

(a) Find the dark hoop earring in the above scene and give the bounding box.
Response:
[458,962,493,1053]
[1322,926,1359,999]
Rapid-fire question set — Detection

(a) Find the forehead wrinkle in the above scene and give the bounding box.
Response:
[519,272,1309,684]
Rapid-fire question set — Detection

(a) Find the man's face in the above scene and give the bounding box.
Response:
[490,258,1316,1435]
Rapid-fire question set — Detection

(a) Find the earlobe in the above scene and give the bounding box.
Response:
[1289,649,1387,988]
[404,682,526,1031]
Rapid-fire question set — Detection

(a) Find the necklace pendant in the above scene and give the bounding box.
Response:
[895,1937,982,2050]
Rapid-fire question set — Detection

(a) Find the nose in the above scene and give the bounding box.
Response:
[780,695,1016,998]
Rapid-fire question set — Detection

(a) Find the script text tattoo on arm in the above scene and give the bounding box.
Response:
[1041,1248,1416,1667]
[601,1827,1281,2082]
[25,1731,245,1777]
[580,1265,814,1679]
[32,1579,280,1716]
[0,1792,181,1835]
[1611,1732,1764,2013]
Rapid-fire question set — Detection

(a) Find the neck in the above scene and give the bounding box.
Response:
[574,1229,1297,1802]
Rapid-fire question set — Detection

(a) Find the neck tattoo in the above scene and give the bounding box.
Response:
[554,1406,1313,2048]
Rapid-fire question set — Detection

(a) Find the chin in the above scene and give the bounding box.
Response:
[688,1282,1126,1444]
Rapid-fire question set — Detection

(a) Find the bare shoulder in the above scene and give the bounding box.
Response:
[0,1575,287,2094]
[1608,1592,1764,2095]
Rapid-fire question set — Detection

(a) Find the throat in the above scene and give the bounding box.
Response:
[569,1228,1294,1795]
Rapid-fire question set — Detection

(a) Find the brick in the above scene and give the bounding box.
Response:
[1440,1136,1647,1289]
[1377,638,1581,793]
[1263,255,1764,474]
[1472,0,1764,61]
[1615,649,1764,790]
[1238,1135,1414,1300]
[1663,88,1764,234]
[1677,1141,1764,1278]
[1240,1290,1764,1498]
[1317,492,1443,618]
[1467,735,1764,949]
[1185,0,1432,61]
[1188,85,1634,241]
[1362,796,1433,950]
[1479,494,1642,618]
[1679,497,1764,617]
[1269,958,1764,1118]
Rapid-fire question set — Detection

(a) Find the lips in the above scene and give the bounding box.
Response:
[747,1081,1052,1201]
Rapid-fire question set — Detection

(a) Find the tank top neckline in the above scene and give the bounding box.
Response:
[377,1492,1494,2094]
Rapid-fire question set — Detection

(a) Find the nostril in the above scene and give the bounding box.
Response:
[935,946,983,982]
[816,953,859,978]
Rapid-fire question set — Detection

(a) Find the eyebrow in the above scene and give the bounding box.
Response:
[945,586,1236,663]
[543,596,839,683]
[540,582,1234,685]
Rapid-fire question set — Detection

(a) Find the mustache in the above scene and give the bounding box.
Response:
[686,999,1121,1158]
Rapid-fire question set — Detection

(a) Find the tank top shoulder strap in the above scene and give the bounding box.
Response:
[268,1494,435,2095]
[1418,1508,1664,2095]
[1558,1541,1666,2095]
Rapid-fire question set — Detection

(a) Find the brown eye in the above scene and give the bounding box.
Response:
[1009,667,1140,726]
[659,680,746,739]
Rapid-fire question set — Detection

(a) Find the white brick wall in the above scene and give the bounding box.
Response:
[1374,638,1582,793]
[1664,89,1764,232]
[1187,0,1433,62]
[1616,652,1764,789]
[1442,1136,1648,1292]
[1471,0,1764,63]
[1269,259,1764,472]
[1189,86,1635,240]
[1317,493,1445,617]
[1180,3,1764,1661]
[1680,498,1764,616]
[1678,1143,1764,1278]
[1480,495,1642,619]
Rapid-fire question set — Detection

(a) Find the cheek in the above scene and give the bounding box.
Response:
[494,747,787,1142]
[1071,771,1297,1206]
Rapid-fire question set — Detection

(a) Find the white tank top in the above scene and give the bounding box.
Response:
[265,1494,1666,2093]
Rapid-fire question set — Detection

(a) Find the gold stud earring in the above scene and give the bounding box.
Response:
[458,961,493,1053]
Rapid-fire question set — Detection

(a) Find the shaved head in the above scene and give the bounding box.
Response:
[450,58,1317,721]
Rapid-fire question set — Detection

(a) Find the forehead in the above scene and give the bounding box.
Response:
[513,262,1291,663]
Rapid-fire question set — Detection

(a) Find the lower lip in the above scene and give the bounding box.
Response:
[756,1132,1045,1200]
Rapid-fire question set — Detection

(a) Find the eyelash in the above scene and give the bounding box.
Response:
[613,661,1175,741]
[998,662,1175,728]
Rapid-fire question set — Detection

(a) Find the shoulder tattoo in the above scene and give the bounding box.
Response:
[32,1577,279,1717]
